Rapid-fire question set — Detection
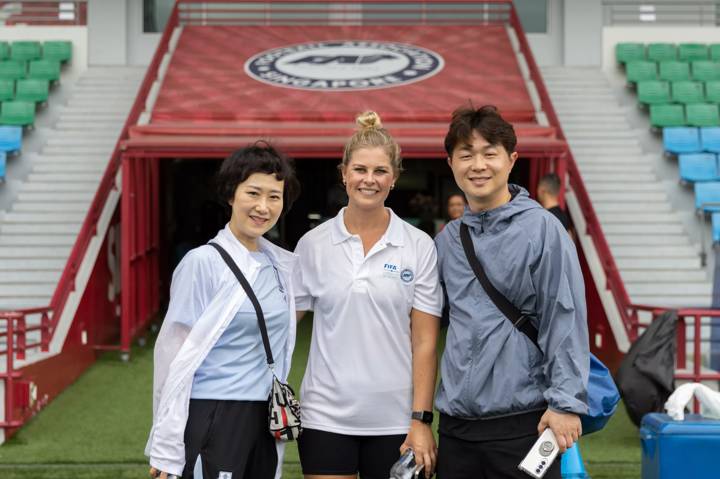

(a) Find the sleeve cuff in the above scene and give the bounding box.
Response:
[412,301,442,318]
[150,457,184,477]
[294,296,313,311]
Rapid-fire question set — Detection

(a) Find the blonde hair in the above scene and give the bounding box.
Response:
[341,111,402,175]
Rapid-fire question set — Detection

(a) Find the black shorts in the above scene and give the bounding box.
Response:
[298,427,406,478]
[182,399,277,479]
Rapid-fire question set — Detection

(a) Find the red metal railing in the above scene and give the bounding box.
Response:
[0,308,50,428]
[0,1,87,26]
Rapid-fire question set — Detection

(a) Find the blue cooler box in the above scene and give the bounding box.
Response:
[641,413,720,478]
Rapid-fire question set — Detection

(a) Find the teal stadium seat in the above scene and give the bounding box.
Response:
[10,41,41,63]
[712,44,720,61]
[692,61,720,82]
[638,81,671,105]
[659,61,690,82]
[28,60,60,82]
[0,60,25,81]
[0,150,5,181]
[43,41,72,63]
[616,43,645,64]
[702,127,720,153]
[0,125,22,152]
[707,81,720,103]
[0,79,14,101]
[695,181,720,212]
[687,104,720,127]
[679,43,709,62]
[679,153,719,183]
[712,212,720,242]
[663,127,700,154]
[15,79,49,103]
[650,104,685,127]
[0,42,9,61]
[647,43,677,62]
[672,81,705,104]
[0,100,35,126]
[626,61,657,83]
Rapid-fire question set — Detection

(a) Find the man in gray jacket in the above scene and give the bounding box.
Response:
[435,105,589,478]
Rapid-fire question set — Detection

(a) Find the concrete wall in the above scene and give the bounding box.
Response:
[0,27,88,77]
[564,0,603,66]
[88,0,127,65]
[602,26,720,74]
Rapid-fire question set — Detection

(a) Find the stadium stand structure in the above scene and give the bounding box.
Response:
[1,0,719,444]
[542,67,713,308]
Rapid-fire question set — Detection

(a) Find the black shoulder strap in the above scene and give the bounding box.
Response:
[208,242,274,367]
[458,222,540,350]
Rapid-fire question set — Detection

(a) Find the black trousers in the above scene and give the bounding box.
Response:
[436,412,561,479]
[182,399,277,479]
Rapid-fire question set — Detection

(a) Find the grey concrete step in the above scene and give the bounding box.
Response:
[13,202,90,213]
[0,246,71,258]
[26,154,108,164]
[627,283,713,296]
[0,223,81,234]
[28,172,102,183]
[602,223,685,234]
[630,295,712,308]
[606,234,692,245]
[1,212,85,224]
[20,182,98,193]
[42,146,113,155]
[582,173,657,183]
[0,271,62,283]
[0,284,56,296]
[621,270,708,282]
[617,257,701,270]
[17,191,93,202]
[579,163,654,173]
[565,131,639,140]
[0,297,52,310]
[594,202,672,213]
[589,192,669,202]
[0,234,77,246]
[588,182,665,192]
[0,259,66,270]
[33,163,106,173]
[611,245,699,258]
[597,213,681,224]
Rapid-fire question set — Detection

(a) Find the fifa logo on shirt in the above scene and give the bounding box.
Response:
[384,263,399,272]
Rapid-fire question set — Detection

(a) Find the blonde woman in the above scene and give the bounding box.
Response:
[294,112,442,479]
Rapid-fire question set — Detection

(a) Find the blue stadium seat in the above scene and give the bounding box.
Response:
[0,150,5,182]
[679,153,719,182]
[663,127,701,153]
[701,127,720,153]
[694,181,720,212]
[0,125,22,152]
[713,212,720,243]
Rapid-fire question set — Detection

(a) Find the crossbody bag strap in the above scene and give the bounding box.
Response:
[458,222,540,351]
[208,242,275,368]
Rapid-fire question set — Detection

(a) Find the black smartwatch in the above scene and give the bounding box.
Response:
[411,410,434,424]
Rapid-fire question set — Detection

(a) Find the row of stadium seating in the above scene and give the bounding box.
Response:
[0,59,61,82]
[0,42,72,181]
[0,41,72,64]
[617,43,720,243]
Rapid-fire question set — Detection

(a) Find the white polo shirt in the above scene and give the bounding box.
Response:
[293,208,443,435]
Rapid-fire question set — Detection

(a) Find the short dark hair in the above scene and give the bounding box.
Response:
[447,192,466,204]
[538,173,561,196]
[216,141,300,216]
[444,105,517,156]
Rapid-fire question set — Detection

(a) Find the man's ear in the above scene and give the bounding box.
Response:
[509,151,518,168]
[447,156,452,168]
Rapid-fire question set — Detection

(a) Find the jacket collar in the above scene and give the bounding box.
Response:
[331,207,404,247]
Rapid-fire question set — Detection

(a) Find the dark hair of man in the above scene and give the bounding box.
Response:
[216,141,301,216]
[444,104,517,156]
[447,192,466,204]
[538,172,561,197]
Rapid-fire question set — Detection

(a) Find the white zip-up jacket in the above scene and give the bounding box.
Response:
[145,225,298,477]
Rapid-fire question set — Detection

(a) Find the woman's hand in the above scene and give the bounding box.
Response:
[149,467,169,479]
[400,421,437,478]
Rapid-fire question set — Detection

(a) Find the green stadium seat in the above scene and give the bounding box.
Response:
[692,61,720,82]
[15,79,49,103]
[43,41,72,63]
[638,81,671,105]
[0,42,9,61]
[10,41,41,63]
[0,79,14,101]
[672,81,706,104]
[659,61,690,82]
[616,43,645,64]
[626,61,656,83]
[0,100,35,126]
[648,43,677,62]
[712,44,720,61]
[0,60,25,80]
[27,60,60,82]
[706,81,720,103]
[679,43,709,62]
[650,104,685,127]
[687,104,720,127]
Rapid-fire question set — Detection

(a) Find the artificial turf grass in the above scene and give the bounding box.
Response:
[0,318,642,479]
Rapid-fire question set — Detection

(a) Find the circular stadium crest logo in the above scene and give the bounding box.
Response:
[244,40,444,91]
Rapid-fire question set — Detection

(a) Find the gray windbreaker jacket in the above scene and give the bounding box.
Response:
[435,185,589,419]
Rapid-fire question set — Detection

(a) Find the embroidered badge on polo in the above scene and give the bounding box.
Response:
[400,269,414,283]
[383,263,400,278]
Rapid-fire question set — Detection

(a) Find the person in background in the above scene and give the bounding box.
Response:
[294,111,443,479]
[537,173,572,232]
[446,193,466,222]
[146,143,300,479]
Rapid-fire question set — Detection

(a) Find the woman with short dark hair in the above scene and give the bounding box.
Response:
[146,142,300,479]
